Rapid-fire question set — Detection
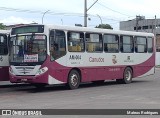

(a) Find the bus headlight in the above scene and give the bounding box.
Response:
[35,67,48,76]
[9,67,15,75]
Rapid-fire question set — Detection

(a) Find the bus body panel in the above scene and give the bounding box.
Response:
[0,56,9,81]
[10,52,155,84]
[0,66,9,81]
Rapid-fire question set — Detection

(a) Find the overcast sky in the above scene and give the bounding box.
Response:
[0,0,160,29]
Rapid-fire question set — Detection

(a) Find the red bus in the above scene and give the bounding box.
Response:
[9,24,155,89]
[0,30,9,81]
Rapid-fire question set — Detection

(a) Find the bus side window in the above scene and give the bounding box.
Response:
[135,36,147,53]
[50,30,66,61]
[120,35,134,53]
[67,32,84,52]
[147,37,153,53]
[86,33,102,52]
[104,34,119,53]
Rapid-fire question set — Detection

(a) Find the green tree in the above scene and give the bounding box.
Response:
[95,24,113,29]
[0,23,6,29]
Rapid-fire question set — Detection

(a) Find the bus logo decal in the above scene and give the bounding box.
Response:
[112,55,117,64]
[124,56,134,63]
[89,57,104,62]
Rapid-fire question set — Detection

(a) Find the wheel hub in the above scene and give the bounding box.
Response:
[126,71,131,81]
[71,74,78,86]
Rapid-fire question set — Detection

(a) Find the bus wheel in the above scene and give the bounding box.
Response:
[116,67,132,84]
[67,70,80,90]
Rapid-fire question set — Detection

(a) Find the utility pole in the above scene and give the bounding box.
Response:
[84,0,98,27]
[136,15,139,32]
[154,15,157,36]
[84,0,87,27]
[154,15,157,49]
[136,15,145,32]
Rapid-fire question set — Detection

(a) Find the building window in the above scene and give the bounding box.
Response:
[134,26,141,30]
[142,26,149,29]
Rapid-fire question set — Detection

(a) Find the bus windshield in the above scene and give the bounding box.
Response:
[9,34,47,64]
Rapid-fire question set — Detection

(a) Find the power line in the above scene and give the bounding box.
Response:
[89,14,121,21]
[0,6,124,21]
[0,7,43,14]
[96,1,133,17]
[0,7,85,17]
[0,6,124,26]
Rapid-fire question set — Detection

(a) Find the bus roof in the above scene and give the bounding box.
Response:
[0,30,10,34]
[45,24,154,37]
[11,24,154,37]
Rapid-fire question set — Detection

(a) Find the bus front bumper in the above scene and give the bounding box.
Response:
[9,72,48,84]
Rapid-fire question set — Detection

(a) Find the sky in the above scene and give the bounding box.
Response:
[0,0,160,29]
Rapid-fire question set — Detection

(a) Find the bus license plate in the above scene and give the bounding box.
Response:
[21,79,27,82]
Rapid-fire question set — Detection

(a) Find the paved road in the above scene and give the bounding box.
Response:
[0,68,160,117]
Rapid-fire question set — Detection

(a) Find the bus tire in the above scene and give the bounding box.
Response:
[116,67,132,84]
[67,70,80,90]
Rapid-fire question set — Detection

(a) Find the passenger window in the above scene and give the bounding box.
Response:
[147,37,153,53]
[104,34,119,53]
[120,35,134,53]
[67,32,84,52]
[135,37,147,53]
[86,33,102,52]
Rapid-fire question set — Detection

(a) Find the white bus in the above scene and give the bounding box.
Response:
[9,24,155,89]
[0,30,9,81]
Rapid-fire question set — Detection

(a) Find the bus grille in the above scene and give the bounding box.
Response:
[15,66,35,74]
